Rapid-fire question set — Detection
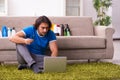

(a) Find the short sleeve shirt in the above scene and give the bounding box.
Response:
[22,25,56,55]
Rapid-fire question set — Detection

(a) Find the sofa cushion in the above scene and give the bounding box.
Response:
[0,38,16,50]
[56,36,105,49]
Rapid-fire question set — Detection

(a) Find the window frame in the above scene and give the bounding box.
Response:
[64,0,83,16]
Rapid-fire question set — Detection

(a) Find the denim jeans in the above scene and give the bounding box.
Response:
[16,44,45,68]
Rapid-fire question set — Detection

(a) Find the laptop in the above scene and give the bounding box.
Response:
[43,57,67,72]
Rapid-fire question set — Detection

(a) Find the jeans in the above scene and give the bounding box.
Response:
[16,44,44,68]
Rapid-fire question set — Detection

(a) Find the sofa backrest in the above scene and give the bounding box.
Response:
[0,16,94,36]
[0,17,37,32]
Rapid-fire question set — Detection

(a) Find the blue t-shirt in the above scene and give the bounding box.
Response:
[22,25,56,55]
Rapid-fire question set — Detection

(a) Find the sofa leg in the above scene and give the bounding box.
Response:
[0,61,4,65]
[88,59,100,63]
[96,59,100,63]
[88,59,90,63]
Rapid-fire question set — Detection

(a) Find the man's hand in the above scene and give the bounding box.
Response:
[24,38,33,45]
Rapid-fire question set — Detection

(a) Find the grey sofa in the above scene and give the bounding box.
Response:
[0,16,115,63]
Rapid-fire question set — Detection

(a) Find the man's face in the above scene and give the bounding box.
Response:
[38,22,49,36]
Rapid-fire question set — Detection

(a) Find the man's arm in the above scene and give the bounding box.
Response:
[9,31,33,44]
[49,41,58,57]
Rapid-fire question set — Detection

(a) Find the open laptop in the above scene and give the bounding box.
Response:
[43,57,67,72]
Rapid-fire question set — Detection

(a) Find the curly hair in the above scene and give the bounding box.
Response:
[34,16,52,29]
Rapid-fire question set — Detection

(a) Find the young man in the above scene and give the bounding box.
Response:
[9,16,58,73]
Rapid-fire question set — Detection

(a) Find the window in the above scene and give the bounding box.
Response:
[66,0,81,16]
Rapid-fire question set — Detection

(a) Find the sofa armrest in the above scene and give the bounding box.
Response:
[94,26,115,39]
[94,26,115,58]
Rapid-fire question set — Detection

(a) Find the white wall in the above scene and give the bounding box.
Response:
[8,0,119,39]
[8,0,65,16]
[83,0,112,22]
[112,0,120,39]
[83,0,97,21]
[7,0,98,18]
